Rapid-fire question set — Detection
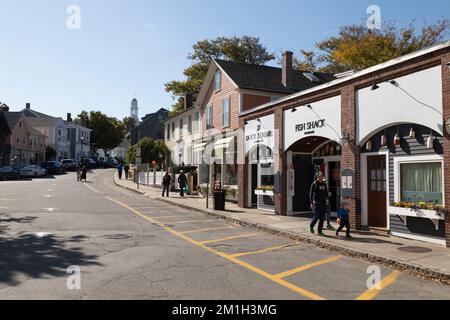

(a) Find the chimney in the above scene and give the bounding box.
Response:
[67,113,73,123]
[26,103,31,109]
[184,92,193,110]
[282,51,294,89]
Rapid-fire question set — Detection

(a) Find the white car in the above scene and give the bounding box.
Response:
[20,165,47,177]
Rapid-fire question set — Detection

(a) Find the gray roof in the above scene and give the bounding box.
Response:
[215,60,335,94]
[4,112,23,129]
[26,116,62,128]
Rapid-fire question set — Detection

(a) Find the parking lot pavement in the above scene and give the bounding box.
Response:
[95,171,450,300]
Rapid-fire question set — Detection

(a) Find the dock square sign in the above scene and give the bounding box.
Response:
[245,114,275,154]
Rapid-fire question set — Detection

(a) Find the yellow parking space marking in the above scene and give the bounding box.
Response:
[200,233,260,245]
[181,226,235,235]
[356,271,402,300]
[152,215,184,220]
[273,256,342,279]
[104,196,326,301]
[170,220,215,225]
[231,244,300,258]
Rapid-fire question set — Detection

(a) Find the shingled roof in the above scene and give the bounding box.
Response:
[3,112,23,129]
[215,59,335,94]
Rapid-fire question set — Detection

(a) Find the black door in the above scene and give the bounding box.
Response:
[293,155,314,212]
[328,162,341,213]
[251,164,258,207]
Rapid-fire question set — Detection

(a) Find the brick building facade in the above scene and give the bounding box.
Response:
[238,42,450,247]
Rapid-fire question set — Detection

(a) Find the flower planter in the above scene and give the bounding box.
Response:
[254,190,275,196]
[388,206,445,221]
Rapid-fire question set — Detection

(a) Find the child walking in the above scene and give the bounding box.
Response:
[336,201,352,239]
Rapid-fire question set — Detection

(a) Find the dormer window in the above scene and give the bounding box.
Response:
[214,69,222,92]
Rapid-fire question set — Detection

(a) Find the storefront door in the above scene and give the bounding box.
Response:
[367,156,387,228]
[328,161,341,213]
[293,154,314,212]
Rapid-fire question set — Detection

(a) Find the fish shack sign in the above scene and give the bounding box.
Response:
[284,95,341,151]
[245,114,275,153]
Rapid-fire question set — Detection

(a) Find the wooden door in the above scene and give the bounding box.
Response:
[367,156,387,228]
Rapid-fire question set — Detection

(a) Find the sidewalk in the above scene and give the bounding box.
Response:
[113,175,450,284]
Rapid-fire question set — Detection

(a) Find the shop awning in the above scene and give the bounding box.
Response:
[214,137,235,150]
[193,143,207,152]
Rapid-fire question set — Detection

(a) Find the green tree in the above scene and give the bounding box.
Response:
[122,116,136,132]
[296,19,449,73]
[165,36,275,115]
[75,111,125,154]
[45,146,57,161]
[125,137,169,166]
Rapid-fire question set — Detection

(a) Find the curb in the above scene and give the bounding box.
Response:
[113,176,145,195]
[113,176,450,285]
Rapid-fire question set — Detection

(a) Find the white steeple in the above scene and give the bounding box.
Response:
[131,96,139,126]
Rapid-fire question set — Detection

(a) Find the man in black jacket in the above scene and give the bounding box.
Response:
[178,171,187,197]
[310,172,329,236]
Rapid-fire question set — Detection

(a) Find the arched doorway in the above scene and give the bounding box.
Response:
[286,136,342,215]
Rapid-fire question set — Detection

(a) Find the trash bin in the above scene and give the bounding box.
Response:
[213,189,226,211]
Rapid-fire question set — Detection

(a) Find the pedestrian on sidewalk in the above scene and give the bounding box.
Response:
[80,165,88,182]
[124,163,130,180]
[178,170,187,198]
[117,163,124,180]
[162,172,171,197]
[309,172,329,236]
[336,201,352,238]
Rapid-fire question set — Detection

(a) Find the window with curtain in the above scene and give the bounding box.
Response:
[223,97,230,128]
[400,162,443,204]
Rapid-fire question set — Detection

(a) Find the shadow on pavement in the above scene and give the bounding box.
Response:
[0,232,101,285]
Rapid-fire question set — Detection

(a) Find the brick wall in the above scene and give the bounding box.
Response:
[341,85,362,229]
[442,54,450,247]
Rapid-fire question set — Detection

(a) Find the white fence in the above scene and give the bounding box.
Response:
[136,170,167,186]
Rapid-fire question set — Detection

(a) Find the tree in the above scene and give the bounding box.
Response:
[75,111,126,153]
[45,146,57,161]
[165,36,275,115]
[125,137,169,166]
[122,117,136,132]
[296,19,449,73]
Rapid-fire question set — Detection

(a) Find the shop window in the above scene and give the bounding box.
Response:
[400,162,442,204]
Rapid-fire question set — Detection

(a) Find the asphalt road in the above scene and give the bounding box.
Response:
[0,169,449,300]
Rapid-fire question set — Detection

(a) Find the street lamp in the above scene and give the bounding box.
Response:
[80,136,84,162]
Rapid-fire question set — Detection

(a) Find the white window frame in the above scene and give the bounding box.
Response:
[214,70,222,92]
[393,155,445,205]
[222,96,230,128]
[206,104,213,129]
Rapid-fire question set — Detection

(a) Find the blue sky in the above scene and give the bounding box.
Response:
[0,0,449,121]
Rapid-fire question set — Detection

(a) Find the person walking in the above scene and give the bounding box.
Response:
[124,163,130,180]
[309,172,330,236]
[178,170,187,198]
[80,164,88,182]
[117,163,124,180]
[336,201,352,238]
[162,172,171,198]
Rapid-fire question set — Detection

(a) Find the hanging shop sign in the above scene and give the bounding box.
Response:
[245,114,275,154]
[284,95,341,151]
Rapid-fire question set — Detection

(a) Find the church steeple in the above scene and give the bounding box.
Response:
[131,96,139,126]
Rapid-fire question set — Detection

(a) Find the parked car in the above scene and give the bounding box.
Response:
[0,166,21,181]
[20,165,47,177]
[81,157,96,169]
[42,161,66,175]
[105,157,119,168]
[61,159,79,171]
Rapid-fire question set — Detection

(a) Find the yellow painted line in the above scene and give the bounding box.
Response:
[356,271,402,301]
[231,244,300,258]
[200,233,260,245]
[181,226,235,235]
[104,196,325,301]
[170,220,214,225]
[151,215,184,220]
[273,256,342,280]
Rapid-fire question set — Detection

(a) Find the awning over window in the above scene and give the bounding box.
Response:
[214,137,235,150]
[193,142,207,152]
